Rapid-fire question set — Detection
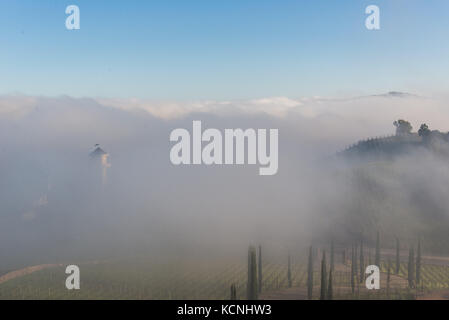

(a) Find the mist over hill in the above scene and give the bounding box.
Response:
[1,93,449,269]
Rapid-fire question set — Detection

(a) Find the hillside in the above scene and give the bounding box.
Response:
[329,120,449,254]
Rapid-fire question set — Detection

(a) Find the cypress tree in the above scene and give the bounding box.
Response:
[416,238,421,286]
[375,231,381,267]
[230,284,237,300]
[330,241,335,271]
[320,250,327,300]
[327,269,333,300]
[386,258,391,298]
[354,243,358,281]
[287,254,292,288]
[247,246,258,300]
[359,240,365,283]
[258,245,262,293]
[407,247,415,289]
[350,245,355,294]
[307,246,313,299]
[396,237,400,274]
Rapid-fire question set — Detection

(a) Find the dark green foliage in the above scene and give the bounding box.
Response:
[419,124,433,145]
[327,269,333,300]
[396,238,400,274]
[418,124,430,137]
[394,119,413,135]
[258,245,262,293]
[375,231,381,267]
[416,239,421,285]
[408,247,415,289]
[247,246,258,300]
[287,254,292,288]
[359,240,365,283]
[320,250,327,300]
[342,134,419,157]
[230,284,237,300]
[307,246,313,300]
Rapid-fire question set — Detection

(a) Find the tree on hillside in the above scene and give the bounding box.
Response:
[396,238,400,274]
[394,119,413,136]
[418,124,430,137]
[320,251,327,300]
[375,231,381,267]
[307,246,313,300]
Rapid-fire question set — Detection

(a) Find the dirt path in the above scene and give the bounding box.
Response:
[0,264,63,285]
[0,259,108,286]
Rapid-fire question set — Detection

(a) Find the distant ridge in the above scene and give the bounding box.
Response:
[309,91,421,104]
[371,91,418,98]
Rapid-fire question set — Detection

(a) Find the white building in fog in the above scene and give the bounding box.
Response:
[89,144,111,186]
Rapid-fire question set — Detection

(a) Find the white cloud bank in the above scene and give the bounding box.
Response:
[1,92,449,266]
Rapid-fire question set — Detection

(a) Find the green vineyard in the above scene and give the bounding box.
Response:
[0,251,448,300]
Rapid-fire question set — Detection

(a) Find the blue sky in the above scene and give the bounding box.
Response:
[0,0,448,100]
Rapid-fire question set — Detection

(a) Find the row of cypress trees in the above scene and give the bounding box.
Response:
[245,245,301,300]
[307,244,335,300]
[306,233,422,299]
[243,245,297,300]
[395,237,422,288]
[243,235,422,300]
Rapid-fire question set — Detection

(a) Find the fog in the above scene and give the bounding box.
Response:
[1,93,449,269]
